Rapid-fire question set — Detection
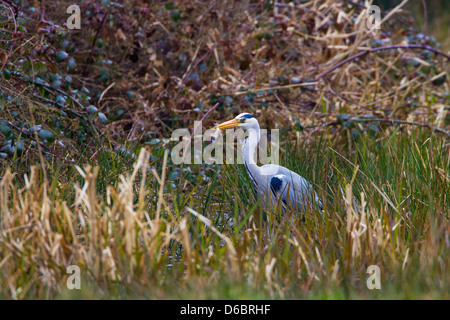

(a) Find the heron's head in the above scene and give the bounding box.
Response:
[216,113,259,130]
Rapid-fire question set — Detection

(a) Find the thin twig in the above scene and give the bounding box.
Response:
[12,71,102,139]
[314,45,450,82]
[0,116,73,163]
[352,118,450,138]
[317,87,377,113]
[306,117,450,139]
[306,121,338,141]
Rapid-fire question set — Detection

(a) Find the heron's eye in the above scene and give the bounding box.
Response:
[238,118,245,123]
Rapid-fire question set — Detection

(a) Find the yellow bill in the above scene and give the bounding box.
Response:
[216,119,239,130]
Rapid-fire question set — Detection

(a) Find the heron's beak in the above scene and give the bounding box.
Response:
[216,119,239,130]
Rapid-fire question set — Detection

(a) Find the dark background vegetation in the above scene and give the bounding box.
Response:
[1,0,449,172]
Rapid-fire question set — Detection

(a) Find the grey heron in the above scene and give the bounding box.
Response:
[215,113,323,214]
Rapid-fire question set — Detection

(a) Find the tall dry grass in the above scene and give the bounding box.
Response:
[1,131,449,299]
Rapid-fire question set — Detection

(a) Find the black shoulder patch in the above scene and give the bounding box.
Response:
[270,176,283,193]
[242,114,254,119]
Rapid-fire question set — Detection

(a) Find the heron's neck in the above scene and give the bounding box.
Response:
[243,128,261,185]
[243,128,260,165]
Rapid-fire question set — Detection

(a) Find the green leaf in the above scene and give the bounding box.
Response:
[55,95,66,105]
[225,96,234,105]
[67,57,76,72]
[432,74,446,86]
[22,60,32,72]
[321,96,327,113]
[39,129,55,142]
[171,10,181,21]
[100,73,109,84]
[0,144,12,155]
[15,140,24,156]
[337,114,351,125]
[98,112,108,124]
[56,51,69,62]
[60,39,69,49]
[293,121,305,131]
[51,80,62,89]
[87,105,98,115]
[29,125,42,133]
[38,62,48,74]
[2,69,11,80]
[198,62,207,73]
[0,123,12,137]
[96,38,104,49]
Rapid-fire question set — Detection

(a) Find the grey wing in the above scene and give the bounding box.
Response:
[288,170,323,210]
[263,165,323,211]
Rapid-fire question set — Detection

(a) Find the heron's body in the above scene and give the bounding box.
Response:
[217,113,322,214]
